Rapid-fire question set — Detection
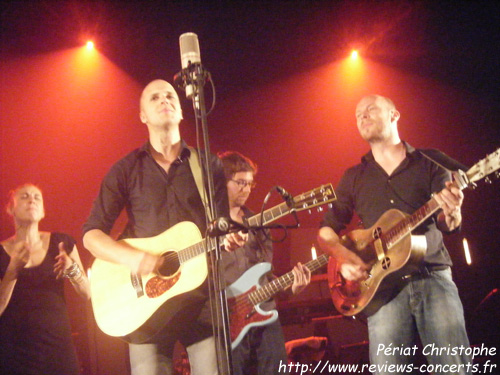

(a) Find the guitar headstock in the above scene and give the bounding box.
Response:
[460,148,500,188]
[292,183,337,212]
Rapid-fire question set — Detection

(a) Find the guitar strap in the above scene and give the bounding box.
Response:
[187,146,213,221]
[385,148,467,211]
[418,148,468,173]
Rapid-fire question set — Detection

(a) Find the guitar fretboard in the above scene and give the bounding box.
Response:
[177,204,292,263]
[177,201,299,263]
[381,147,500,249]
[177,237,217,264]
[176,184,336,264]
[248,253,330,306]
[246,202,291,227]
[383,197,441,249]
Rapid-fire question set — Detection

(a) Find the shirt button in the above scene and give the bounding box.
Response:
[390,199,395,204]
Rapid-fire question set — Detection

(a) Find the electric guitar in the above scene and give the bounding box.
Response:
[90,184,336,343]
[329,148,500,317]
[227,253,329,349]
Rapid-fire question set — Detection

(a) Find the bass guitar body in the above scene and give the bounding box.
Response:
[226,263,279,349]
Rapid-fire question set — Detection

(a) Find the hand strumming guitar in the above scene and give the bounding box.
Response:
[318,226,369,282]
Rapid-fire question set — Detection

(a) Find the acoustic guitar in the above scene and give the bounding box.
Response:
[90,184,336,343]
[329,148,500,317]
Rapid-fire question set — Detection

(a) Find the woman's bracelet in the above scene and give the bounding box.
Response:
[63,261,82,281]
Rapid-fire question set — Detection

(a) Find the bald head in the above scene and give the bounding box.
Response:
[139,79,183,127]
[358,95,396,111]
[140,80,176,111]
[355,94,401,144]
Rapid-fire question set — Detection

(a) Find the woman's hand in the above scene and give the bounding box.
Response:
[8,242,30,275]
[54,242,74,279]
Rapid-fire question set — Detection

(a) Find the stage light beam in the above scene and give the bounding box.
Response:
[311,244,317,260]
[351,50,359,59]
[86,41,94,50]
[463,237,472,265]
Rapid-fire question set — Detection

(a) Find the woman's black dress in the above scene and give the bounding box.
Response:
[0,232,81,375]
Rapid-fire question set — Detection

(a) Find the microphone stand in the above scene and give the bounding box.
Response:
[182,62,233,375]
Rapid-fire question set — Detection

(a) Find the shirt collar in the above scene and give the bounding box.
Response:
[137,139,191,160]
[361,141,417,163]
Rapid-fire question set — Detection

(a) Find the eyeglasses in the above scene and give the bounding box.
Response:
[230,179,257,189]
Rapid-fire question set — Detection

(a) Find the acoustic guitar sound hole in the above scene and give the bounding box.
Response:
[157,251,180,277]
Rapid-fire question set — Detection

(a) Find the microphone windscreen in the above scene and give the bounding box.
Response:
[180,32,201,69]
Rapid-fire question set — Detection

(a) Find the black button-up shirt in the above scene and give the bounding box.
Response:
[321,142,453,266]
[83,141,229,240]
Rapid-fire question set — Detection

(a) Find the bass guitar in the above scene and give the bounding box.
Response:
[329,148,500,317]
[227,253,329,349]
[90,184,336,343]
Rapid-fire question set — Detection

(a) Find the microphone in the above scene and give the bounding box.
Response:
[207,217,248,237]
[178,32,201,99]
[180,32,201,69]
[275,186,294,208]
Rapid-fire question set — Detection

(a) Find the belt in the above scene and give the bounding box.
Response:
[402,265,450,279]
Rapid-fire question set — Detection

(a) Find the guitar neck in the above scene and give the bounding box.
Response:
[177,236,218,264]
[177,203,295,264]
[246,202,292,227]
[176,184,337,265]
[384,147,500,248]
[384,196,442,249]
[249,253,330,305]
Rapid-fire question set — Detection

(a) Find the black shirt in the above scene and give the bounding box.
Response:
[221,206,276,310]
[222,206,273,285]
[321,142,453,266]
[83,140,229,239]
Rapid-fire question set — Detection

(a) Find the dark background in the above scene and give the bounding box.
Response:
[1,1,499,373]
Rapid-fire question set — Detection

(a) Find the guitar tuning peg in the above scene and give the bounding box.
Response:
[328,203,333,208]
[317,206,324,212]
[485,176,492,184]
[308,209,312,214]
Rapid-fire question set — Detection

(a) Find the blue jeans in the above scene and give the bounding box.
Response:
[368,267,472,375]
[129,336,217,375]
[232,319,289,375]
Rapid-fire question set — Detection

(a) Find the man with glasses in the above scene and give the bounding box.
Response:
[218,150,311,375]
